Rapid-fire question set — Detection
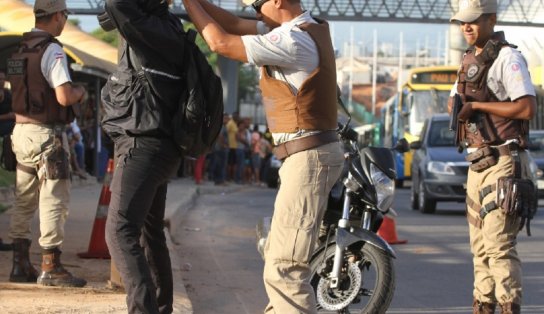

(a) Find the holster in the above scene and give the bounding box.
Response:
[496,176,537,218]
[39,134,69,180]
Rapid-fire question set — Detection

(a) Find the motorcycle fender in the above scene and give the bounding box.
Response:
[336,227,396,258]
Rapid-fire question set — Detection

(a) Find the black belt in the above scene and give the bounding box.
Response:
[273,131,339,161]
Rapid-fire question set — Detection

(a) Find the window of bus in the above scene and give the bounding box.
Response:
[405,89,450,137]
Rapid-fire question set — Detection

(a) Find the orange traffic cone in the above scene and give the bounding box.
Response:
[378,216,407,245]
[78,159,115,259]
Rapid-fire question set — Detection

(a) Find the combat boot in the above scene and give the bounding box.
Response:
[9,238,39,283]
[473,298,496,314]
[37,248,87,287]
[499,302,520,314]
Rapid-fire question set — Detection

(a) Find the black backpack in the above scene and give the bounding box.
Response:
[171,29,224,158]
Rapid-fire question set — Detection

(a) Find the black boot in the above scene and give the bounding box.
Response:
[37,248,86,287]
[0,238,13,251]
[9,238,39,282]
[500,302,520,314]
[473,298,496,314]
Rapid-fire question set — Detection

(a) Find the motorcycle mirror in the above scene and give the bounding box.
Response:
[394,138,409,153]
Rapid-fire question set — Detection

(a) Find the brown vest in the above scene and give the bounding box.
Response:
[259,19,337,133]
[7,31,75,125]
[457,32,528,148]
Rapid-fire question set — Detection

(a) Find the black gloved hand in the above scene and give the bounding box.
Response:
[458,101,474,122]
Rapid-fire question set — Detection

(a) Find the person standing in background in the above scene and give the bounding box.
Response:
[0,71,15,137]
[226,112,239,182]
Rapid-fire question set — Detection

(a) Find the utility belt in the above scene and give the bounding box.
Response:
[465,144,537,235]
[273,130,339,161]
[465,143,519,172]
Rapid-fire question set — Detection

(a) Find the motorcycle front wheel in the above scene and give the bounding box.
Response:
[309,242,395,314]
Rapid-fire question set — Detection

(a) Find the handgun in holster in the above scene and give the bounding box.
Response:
[449,94,465,152]
[39,131,70,180]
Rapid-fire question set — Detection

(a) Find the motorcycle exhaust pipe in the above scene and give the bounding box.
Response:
[256,217,272,260]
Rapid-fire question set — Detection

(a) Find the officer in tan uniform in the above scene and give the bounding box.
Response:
[182,0,344,312]
[6,0,87,287]
[449,1,537,313]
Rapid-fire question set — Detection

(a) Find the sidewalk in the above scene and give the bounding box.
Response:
[0,175,241,313]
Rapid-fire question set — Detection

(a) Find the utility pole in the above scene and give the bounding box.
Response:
[372,29,378,117]
[398,32,403,92]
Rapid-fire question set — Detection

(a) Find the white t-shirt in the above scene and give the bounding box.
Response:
[241,11,319,93]
[241,11,324,144]
[32,28,72,88]
[450,45,535,101]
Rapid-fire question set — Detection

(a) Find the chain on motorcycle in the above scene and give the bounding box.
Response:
[316,262,362,311]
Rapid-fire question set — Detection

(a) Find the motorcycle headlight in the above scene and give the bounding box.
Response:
[427,161,455,175]
[370,163,395,211]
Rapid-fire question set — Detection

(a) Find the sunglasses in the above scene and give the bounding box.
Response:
[61,10,69,19]
[251,0,269,13]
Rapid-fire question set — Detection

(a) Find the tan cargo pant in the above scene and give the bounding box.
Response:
[8,123,71,249]
[263,141,344,314]
[466,151,530,305]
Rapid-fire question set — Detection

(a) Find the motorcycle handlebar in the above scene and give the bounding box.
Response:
[337,123,358,143]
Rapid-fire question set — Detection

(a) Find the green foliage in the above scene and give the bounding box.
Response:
[0,165,15,188]
[67,18,80,28]
[90,28,119,47]
[239,64,259,101]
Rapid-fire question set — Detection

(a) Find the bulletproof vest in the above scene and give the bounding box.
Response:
[259,19,337,133]
[456,32,529,148]
[7,31,75,125]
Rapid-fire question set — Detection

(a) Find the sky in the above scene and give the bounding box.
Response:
[74,14,543,66]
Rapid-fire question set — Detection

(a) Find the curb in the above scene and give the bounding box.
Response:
[165,181,198,314]
[164,181,247,314]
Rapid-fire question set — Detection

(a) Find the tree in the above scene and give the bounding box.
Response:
[90,28,119,48]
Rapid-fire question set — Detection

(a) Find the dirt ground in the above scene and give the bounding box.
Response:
[0,252,128,314]
[0,283,127,314]
[0,181,129,313]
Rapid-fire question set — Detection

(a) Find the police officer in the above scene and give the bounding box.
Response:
[182,0,344,312]
[449,1,537,313]
[6,0,87,287]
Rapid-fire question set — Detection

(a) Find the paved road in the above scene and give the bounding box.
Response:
[173,184,544,314]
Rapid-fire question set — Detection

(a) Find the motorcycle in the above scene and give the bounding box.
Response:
[256,100,408,313]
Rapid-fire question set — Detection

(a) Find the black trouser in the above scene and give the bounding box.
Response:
[106,136,181,314]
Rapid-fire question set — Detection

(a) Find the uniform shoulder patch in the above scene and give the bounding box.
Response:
[266,32,282,44]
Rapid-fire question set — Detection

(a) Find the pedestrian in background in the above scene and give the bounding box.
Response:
[0,71,15,137]
[449,0,536,313]
[236,119,249,184]
[251,125,262,185]
[212,113,229,185]
[226,112,239,182]
[182,0,344,311]
[6,0,87,287]
[100,0,186,312]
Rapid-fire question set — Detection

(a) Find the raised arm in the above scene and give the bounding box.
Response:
[182,0,250,62]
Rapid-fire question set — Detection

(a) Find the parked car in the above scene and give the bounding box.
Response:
[528,130,544,198]
[410,114,469,213]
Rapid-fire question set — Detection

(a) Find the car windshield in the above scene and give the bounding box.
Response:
[428,120,454,147]
[529,132,544,158]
